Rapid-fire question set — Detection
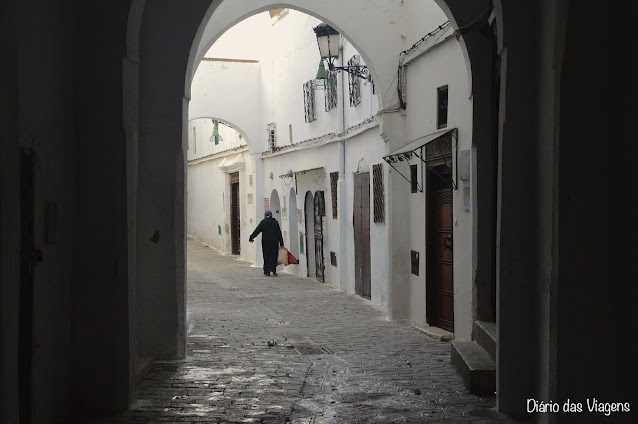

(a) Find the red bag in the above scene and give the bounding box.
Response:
[277,247,289,265]
[287,250,298,265]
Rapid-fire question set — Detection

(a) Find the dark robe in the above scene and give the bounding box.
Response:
[249,217,284,273]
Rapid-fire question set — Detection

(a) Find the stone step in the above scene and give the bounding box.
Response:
[474,320,496,361]
[451,341,495,396]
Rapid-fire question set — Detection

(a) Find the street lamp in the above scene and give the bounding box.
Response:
[210,120,223,144]
[313,23,370,81]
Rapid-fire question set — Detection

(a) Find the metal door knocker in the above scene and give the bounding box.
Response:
[442,234,453,250]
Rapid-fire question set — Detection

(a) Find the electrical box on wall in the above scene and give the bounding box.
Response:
[458,149,471,181]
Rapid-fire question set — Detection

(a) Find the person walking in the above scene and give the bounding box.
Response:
[249,210,284,276]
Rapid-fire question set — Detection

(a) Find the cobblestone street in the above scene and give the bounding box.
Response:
[93,239,516,423]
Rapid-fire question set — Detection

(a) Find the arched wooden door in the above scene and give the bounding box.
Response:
[314,191,325,282]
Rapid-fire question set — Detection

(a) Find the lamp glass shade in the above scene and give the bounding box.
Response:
[212,123,220,137]
[313,23,340,59]
[316,33,340,59]
[315,60,328,80]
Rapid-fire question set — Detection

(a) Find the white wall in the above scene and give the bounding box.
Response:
[343,129,389,308]
[189,60,262,150]
[404,0,449,48]
[404,32,474,339]
[191,0,406,114]
[187,118,246,161]
[187,135,255,263]
[187,4,474,331]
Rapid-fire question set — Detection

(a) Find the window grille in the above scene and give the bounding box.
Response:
[330,171,339,219]
[325,71,338,111]
[437,85,448,129]
[348,55,361,107]
[373,164,385,223]
[303,80,316,123]
[267,122,276,152]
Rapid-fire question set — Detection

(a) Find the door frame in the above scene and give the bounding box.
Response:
[313,191,325,282]
[304,191,315,277]
[230,172,240,255]
[425,156,454,332]
[19,148,35,424]
[353,171,371,299]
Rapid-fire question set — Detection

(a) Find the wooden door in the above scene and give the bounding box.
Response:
[314,191,325,282]
[19,149,35,424]
[354,172,371,299]
[230,173,240,255]
[427,165,454,331]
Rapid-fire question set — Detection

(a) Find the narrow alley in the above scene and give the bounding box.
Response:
[90,238,514,424]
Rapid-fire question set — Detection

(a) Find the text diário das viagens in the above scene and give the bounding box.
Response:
[527,398,631,417]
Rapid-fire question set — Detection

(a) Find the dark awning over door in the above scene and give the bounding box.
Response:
[382,128,457,192]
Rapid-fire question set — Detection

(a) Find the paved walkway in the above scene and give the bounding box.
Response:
[96,239,515,423]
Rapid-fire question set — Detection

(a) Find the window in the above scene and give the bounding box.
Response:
[373,164,385,223]
[303,80,316,123]
[348,55,361,107]
[325,71,338,111]
[267,122,276,152]
[330,172,339,219]
[410,164,418,193]
[437,85,448,129]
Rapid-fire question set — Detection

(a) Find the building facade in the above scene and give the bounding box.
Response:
[186,7,477,343]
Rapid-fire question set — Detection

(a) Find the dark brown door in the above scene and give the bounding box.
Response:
[354,172,371,299]
[19,149,35,424]
[427,165,454,332]
[314,191,324,282]
[230,173,240,255]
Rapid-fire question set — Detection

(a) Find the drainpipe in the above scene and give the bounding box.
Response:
[252,152,265,269]
[338,38,348,292]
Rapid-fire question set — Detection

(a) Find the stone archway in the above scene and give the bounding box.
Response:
[125,0,542,418]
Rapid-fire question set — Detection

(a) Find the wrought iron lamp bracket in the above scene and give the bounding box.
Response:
[325,59,370,81]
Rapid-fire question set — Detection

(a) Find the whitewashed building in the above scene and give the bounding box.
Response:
[187,5,476,344]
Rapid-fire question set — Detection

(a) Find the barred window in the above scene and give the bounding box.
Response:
[373,164,385,223]
[410,164,418,193]
[325,71,338,111]
[267,122,276,152]
[348,55,361,107]
[303,80,316,123]
[330,171,339,219]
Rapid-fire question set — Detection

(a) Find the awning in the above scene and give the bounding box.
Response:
[383,128,457,192]
[383,128,455,162]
